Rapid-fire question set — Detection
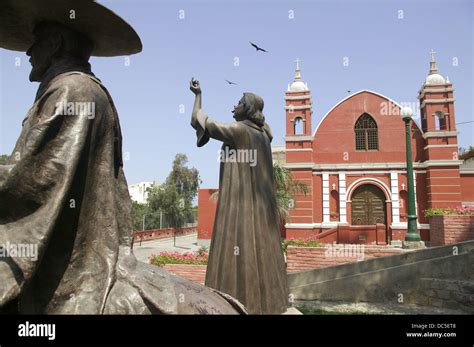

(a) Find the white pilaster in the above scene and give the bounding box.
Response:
[390,172,400,224]
[338,173,347,223]
[322,173,330,223]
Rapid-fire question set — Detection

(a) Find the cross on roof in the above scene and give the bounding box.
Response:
[294,58,301,70]
[429,49,436,62]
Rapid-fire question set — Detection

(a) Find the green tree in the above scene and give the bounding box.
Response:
[0,154,8,164]
[131,201,148,230]
[147,154,200,228]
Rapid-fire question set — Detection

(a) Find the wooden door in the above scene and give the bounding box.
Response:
[351,184,386,225]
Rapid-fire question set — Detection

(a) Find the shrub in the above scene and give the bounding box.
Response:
[196,246,209,257]
[149,250,208,267]
[282,239,322,254]
[424,206,474,217]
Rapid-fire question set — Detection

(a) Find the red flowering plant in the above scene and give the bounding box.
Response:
[149,248,209,267]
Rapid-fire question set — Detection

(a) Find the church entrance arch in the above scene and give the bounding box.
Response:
[351,184,387,225]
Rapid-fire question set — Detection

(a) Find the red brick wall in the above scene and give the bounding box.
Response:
[313,174,323,223]
[163,264,207,285]
[197,189,218,240]
[286,245,404,272]
[416,172,429,224]
[133,227,196,242]
[426,167,462,209]
[429,215,474,246]
[461,174,474,204]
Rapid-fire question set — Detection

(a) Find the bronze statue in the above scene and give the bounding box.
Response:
[0,0,246,314]
[190,79,289,314]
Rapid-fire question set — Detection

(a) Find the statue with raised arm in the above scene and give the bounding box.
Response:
[0,0,246,314]
[190,78,289,314]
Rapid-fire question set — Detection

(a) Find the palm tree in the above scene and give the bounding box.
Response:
[273,163,309,221]
[210,163,308,222]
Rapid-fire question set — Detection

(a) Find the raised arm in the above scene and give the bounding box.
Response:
[190,78,202,129]
[188,78,242,147]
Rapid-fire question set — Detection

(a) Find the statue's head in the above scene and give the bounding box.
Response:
[232,92,265,126]
[26,21,94,82]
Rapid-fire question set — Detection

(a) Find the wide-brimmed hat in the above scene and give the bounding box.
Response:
[0,0,142,56]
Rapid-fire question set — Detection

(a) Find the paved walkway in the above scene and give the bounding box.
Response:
[132,232,201,263]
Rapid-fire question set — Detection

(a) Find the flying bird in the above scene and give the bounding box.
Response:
[347,90,351,93]
[225,79,238,85]
[249,41,268,53]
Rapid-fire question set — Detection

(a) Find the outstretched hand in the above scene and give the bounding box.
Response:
[190,78,201,95]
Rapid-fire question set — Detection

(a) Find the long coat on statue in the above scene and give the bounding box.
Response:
[0,62,246,314]
[195,112,289,314]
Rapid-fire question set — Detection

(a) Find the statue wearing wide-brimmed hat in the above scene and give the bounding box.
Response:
[0,0,246,314]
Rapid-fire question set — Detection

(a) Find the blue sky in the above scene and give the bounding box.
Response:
[1,0,473,188]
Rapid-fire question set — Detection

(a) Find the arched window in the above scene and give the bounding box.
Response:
[355,114,378,150]
[434,110,446,130]
[294,117,304,135]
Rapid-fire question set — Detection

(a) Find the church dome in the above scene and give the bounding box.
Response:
[289,80,308,92]
[424,50,446,85]
[425,73,446,85]
[287,58,309,93]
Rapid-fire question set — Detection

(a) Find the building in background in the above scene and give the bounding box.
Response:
[272,145,286,165]
[128,181,155,204]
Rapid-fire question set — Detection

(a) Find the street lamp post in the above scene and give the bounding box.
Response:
[400,107,421,242]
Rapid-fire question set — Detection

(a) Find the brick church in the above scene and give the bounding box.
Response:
[197,52,474,246]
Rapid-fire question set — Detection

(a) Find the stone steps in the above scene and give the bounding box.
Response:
[288,240,474,313]
[289,240,474,288]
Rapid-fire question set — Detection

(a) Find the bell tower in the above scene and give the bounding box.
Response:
[418,50,462,208]
[284,59,314,232]
[285,58,313,163]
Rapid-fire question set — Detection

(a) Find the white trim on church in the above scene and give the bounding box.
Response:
[311,89,424,138]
